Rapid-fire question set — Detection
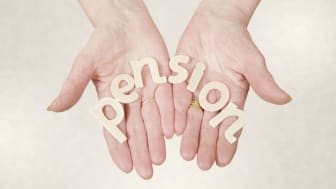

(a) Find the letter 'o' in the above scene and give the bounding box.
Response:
[199,81,230,112]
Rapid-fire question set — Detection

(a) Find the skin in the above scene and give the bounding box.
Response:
[48,0,174,179]
[174,0,291,169]
[48,0,291,179]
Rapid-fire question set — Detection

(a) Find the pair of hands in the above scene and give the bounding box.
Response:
[48,0,291,179]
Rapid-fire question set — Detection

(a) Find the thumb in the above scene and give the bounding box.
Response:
[243,56,291,105]
[47,55,94,112]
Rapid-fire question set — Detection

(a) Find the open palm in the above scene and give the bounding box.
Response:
[49,12,173,179]
[174,10,291,170]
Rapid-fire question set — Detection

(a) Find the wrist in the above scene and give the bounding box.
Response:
[80,0,147,28]
[197,0,260,27]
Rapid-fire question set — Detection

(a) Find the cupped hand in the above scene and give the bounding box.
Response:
[174,4,291,170]
[48,4,173,179]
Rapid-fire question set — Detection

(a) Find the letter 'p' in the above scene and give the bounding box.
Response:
[91,97,126,143]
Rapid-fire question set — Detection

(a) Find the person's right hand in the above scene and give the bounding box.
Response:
[48,0,174,179]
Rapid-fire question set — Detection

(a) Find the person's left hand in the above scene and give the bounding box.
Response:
[173,3,291,170]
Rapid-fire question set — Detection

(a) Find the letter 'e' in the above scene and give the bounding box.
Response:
[130,57,167,88]
[110,74,139,103]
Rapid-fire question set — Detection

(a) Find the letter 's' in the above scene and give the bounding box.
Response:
[168,55,190,84]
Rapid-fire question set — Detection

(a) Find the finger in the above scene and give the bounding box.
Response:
[216,117,240,167]
[155,58,174,138]
[173,82,192,135]
[180,106,203,161]
[126,101,153,180]
[141,95,166,165]
[103,122,133,173]
[155,83,174,138]
[243,56,291,105]
[48,54,94,112]
[216,92,246,167]
[197,93,219,170]
[140,63,166,165]
[197,111,219,170]
[97,89,133,173]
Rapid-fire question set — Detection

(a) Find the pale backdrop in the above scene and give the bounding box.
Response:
[0,0,335,188]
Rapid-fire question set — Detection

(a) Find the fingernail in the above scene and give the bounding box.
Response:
[125,168,133,174]
[287,95,292,103]
[47,100,56,112]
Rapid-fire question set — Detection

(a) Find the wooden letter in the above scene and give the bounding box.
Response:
[110,74,139,103]
[199,81,230,112]
[168,55,190,84]
[187,63,206,92]
[209,102,246,144]
[91,97,126,143]
[130,57,167,88]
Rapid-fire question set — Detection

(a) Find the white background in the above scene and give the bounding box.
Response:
[0,0,335,188]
